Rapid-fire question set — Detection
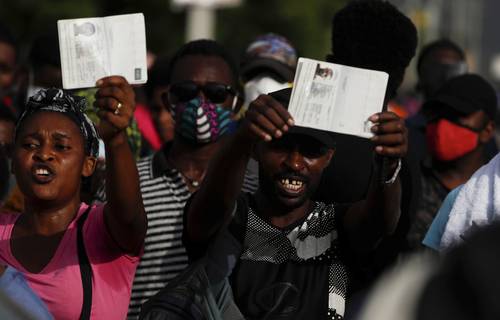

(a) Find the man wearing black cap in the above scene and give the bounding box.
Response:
[407,74,496,249]
[184,88,407,319]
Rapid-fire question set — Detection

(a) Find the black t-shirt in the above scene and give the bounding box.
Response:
[186,193,351,320]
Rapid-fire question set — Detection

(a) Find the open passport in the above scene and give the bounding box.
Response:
[58,13,148,89]
[288,57,389,138]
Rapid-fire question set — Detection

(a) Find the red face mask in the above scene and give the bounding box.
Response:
[426,119,479,162]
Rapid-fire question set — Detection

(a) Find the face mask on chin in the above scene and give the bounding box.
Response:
[426,118,480,162]
[172,97,235,145]
[244,76,290,105]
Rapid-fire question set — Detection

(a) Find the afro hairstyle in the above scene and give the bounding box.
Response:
[329,0,418,100]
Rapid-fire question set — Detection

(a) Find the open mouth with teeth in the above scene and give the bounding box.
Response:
[35,168,51,176]
[280,179,304,190]
[276,176,307,196]
[31,165,55,183]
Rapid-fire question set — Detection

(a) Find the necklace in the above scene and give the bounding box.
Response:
[178,170,204,188]
[166,153,204,188]
[181,174,200,187]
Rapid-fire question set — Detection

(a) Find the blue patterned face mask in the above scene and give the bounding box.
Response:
[171,97,235,144]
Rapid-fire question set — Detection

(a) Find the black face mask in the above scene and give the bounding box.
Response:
[418,62,468,98]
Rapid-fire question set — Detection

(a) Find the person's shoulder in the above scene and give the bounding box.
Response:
[0,211,20,226]
[79,203,105,228]
[318,201,350,214]
[438,185,463,216]
[87,202,105,214]
[137,154,154,170]
[449,185,463,198]
[422,186,463,251]
[136,154,156,183]
[82,202,141,262]
[436,185,462,211]
[312,201,351,227]
[139,146,177,181]
[303,201,338,219]
[79,202,105,228]
[236,192,254,214]
[239,192,253,203]
[0,266,53,320]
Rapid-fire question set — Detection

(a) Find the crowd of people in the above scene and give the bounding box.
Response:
[0,1,499,319]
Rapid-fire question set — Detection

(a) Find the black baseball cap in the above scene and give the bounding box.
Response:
[268,88,336,149]
[423,74,497,119]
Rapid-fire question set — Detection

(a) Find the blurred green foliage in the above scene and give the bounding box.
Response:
[0,0,347,63]
[219,0,347,60]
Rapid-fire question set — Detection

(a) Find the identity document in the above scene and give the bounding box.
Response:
[58,13,147,89]
[288,58,388,138]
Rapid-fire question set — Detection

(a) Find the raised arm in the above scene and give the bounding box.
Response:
[94,76,147,255]
[185,95,293,243]
[343,112,406,254]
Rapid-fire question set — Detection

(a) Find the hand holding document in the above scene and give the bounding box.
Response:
[58,13,147,89]
[288,58,389,138]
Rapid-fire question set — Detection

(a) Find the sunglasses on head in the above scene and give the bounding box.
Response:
[167,81,237,105]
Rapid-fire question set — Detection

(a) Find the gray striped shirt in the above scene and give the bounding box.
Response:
[127,149,258,319]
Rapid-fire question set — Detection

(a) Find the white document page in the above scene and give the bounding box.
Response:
[288,58,388,138]
[58,13,147,89]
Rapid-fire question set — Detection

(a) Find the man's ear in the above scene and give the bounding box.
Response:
[82,156,98,178]
[479,120,495,144]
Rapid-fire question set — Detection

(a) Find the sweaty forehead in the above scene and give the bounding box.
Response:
[171,55,234,86]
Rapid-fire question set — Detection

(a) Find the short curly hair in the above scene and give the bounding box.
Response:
[329,0,418,100]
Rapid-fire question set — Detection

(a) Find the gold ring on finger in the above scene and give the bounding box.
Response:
[114,102,123,115]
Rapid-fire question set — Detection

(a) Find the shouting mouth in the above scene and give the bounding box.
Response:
[31,164,55,184]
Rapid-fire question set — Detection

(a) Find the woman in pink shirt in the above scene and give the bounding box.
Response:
[0,76,147,319]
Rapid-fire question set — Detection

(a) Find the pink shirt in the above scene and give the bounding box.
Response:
[0,203,140,320]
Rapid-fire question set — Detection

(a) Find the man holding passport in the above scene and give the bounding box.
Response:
[184,86,407,319]
[178,1,416,319]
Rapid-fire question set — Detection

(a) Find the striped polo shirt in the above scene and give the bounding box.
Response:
[127,146,258,318]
